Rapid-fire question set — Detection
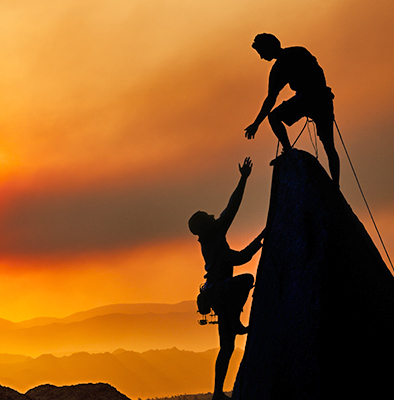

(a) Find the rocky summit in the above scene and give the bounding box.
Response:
[233,149,394,400]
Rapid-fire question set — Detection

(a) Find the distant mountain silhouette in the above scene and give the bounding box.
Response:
[0,318,19,331]
[233,149,394,400]
[0,301,218,356]
[0,348,243,399]
[18,301,195,328]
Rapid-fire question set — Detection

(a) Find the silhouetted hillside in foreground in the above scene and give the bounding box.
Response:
[0,383,130,400]
[0,385,26,400]
[234,149,394,400]
[0,385,224,400]
[146,393,231,400]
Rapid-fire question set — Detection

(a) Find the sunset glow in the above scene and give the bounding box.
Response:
[0,0,392,326]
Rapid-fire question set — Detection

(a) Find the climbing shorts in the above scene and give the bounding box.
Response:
[271,87,334,134]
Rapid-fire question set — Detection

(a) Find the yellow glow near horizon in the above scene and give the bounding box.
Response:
[0,239,205,322]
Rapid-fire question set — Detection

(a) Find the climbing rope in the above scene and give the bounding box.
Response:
[334,118,394,274]
[273,116,394,274]
[291,117,319,156]
[276,117,318,157]
[307,118,319,159]
[275,118,309,158]
[291,118,309,149]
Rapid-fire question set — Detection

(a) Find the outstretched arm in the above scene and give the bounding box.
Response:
[230,227,266,266]
[217,157,253,233]
[244,92,278,139]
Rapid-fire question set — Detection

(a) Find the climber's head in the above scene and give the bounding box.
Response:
[188,211,215,236]
[252,33,281,61]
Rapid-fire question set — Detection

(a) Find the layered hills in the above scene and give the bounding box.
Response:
[0,348,243,399]
[0,301,245,399]
[0,301,219,356]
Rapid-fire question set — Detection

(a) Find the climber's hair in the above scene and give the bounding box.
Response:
[252,33,281,52]
[188,211,214,236]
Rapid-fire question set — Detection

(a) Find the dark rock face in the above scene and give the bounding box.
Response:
[233,150,394,400]
[26,383,131,400]
[0,385,28,400]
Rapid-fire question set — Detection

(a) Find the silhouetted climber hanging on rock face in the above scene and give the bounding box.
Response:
[189,157,265,400]
[244,33,340,188]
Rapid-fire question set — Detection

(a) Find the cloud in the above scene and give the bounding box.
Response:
[0,0,392,263]
[0,0,392,323]
[0,147,271,261]
[0,178,178,258]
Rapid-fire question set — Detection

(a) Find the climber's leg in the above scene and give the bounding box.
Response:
[213,319,236,399]
[218,274,254,335]
[268,95,305,152]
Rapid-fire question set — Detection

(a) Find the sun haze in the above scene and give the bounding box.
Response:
[0,0,392,322]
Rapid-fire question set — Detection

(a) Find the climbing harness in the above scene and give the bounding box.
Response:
[198,310,218,326]
[196,284,218,325]
[334,118,394,274]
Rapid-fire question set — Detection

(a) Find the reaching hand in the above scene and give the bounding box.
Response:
[244,123,259,139]
[239,157,253,178]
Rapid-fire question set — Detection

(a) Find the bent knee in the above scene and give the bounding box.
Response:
[268,110,280,126]
[244,273,255,288]
[235,273,254,288]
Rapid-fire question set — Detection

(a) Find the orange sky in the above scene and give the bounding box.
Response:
[0,0,393,321]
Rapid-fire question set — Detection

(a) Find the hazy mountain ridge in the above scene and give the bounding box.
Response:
[0,318,19,331]
[16,301,196,329]
[0,302,236,398]
[0,348,243,399]
[0,301,219,356]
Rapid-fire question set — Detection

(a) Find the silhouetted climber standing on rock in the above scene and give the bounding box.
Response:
[244,33,340,188]
[189,157,265,400]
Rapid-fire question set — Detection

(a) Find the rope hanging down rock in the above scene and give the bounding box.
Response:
[334,118,394,274]
[275,117,394,274]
